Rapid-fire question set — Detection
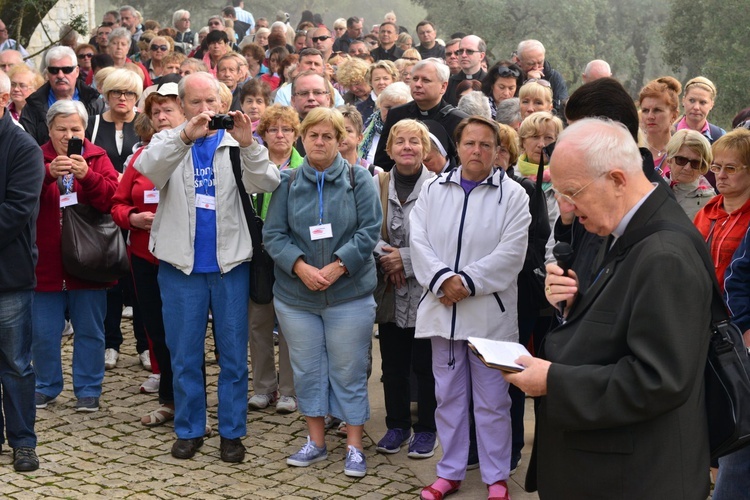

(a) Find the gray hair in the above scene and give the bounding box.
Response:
[517,39,545,57]
[495,97,521,126]
[178,72,221,101]
[413,58,449,84]
[46,99,88,129]
[376,81,412,108]
[0,71,9,94]
[458,91,491,119]
[583,59,612,80]
[556,118,642,176]
[208,15,225,27]
[108,27,132,46]
[172,9,189,27]
[119,5,137,16]
[271,21,286,31]
[45,46,76,67]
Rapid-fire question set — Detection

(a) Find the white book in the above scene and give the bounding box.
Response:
[467,337,531,373]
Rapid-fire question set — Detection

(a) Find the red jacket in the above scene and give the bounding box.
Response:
[693,194,750,290]
[111,147,159,265]
[36,139,119,291]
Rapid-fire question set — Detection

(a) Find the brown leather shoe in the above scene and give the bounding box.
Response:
[171,437,203,459]
[220,437,246,463]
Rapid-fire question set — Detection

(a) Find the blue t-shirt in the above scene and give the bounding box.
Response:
[191,130,224,273]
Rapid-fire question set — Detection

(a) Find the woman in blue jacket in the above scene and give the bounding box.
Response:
[263,107,381,478]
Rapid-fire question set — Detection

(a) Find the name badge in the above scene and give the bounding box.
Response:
[309,223,333,240]
[143,189,159,204]
[195,194,216,211]
[60,192,78,207]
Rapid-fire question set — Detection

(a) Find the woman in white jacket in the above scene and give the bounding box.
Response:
[410,116,530,500]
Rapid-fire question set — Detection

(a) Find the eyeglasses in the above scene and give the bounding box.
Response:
[709,163,748,175]
[0,29,7,34]
[312,35,331,43]
[48,66,76,75]
[670,155,703,170]
[110,89,138,100]
[524,78,551,88]
[10,82,30,90]
[77,53,94,60]
[100,22,114,27]
[554,172,607,207]
[457,48,480,56]
[496,66,520,78]
[293,89,330,97]
[267,127,295,135]
[444,50,458,58]
[150,44,169,52]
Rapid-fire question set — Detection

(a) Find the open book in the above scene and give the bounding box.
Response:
[467,337,531,373]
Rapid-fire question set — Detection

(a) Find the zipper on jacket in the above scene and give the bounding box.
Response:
[492,292,506,312]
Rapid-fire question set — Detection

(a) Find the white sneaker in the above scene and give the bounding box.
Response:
[276,395,298,414]
[139,350,152,371]
[140,374,161,394]
[248,391,278,410]
[121,306,133,319]
[62,320,74,336]
[104,348,119,370]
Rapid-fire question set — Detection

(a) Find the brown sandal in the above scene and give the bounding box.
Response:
[141,405,175,427]
[420,478,461,500]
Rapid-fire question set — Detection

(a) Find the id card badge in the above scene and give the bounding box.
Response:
[195,194,216,211]
[143,189,160,204]
[309,223,333,240]
[60,192,78,207]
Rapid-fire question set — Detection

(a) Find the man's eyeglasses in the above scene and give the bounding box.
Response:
[312,35,331,43]
[670,155,703,170]
[150,44,169,52]
[553,172,607,207]
[293,89,330,97]
[110,89,138,100]
[496,66,520,78]
[100,22,115,27]
[48,66,77,75]
[77,53,95,59]
[456,48,479,56]
[524,78,551,88]
[709,163,748,175]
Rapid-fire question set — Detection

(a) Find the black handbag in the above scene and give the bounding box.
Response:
[229,147,275,305]
[61,203,130,282]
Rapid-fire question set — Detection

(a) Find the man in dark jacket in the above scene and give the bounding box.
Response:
[371,22,403,62]
[445,35,487,106]
[513,40,568,116]
[332,17,363,54]
[0,71,44,472]
[374,58,467,171]
[20,46,103,145]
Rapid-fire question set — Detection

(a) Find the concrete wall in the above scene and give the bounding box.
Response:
[26,0,96,67]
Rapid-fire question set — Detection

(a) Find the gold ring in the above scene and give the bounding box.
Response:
[545,286,551,294]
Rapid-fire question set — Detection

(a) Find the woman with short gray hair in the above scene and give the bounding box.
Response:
[106,27,152,88]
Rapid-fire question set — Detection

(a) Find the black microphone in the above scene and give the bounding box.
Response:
[552,242,575,311]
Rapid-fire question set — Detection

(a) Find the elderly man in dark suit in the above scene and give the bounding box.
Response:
[506,118,713,499]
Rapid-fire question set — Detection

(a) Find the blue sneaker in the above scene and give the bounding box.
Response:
[375,428,411,454]
[407,431,439,458]
[344,445,366,477]
[286,437,328,467]
[35,392,57,409]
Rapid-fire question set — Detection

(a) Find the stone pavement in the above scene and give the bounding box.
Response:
[2,320,539,499]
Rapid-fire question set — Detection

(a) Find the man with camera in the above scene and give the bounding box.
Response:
[134,72,280,463]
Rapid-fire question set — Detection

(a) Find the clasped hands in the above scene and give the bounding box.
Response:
[294,258,346,292]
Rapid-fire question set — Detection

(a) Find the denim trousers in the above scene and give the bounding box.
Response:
[274,295,375,426]
[32,289,106,399]
[432,336,512,485]
[0,291,37,448]
[378,322,436,433]
[158,262,249,440]
[714,444,750,499]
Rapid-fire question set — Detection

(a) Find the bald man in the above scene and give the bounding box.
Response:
[581,59,612,83]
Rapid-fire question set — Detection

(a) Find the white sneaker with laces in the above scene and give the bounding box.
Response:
[139,350,152,371]
[276,395,297,414]
[104,348,119,370]
[140,374,161,394]
[248,391,278,410]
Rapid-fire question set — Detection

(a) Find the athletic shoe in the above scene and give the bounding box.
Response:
[61,320,74,336]
[139,374,161,394]
[344,445,366,477]
[121,306,133,319]
[13,447,39,472]
[248,391,278,410]
[139,350,152,371]
[407,431,438,458]
[276,395,297,414]
[104,348,119,370]
[287,437,328,467]
[376,428,411,454]
[35,392,57,409]
[75,397,99,412]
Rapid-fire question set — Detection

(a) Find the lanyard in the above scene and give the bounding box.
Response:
[315,171,325,224]
[279,158,292,170]
[62,174,74,194]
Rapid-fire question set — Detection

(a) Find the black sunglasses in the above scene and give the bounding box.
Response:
[312,35,331,43]
[48,66,77,75]
[671,155,703,170]
[496,66,520,78]
[77,53,95,59]
[150,44,169,52]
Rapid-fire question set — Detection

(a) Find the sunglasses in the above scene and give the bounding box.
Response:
[671,155,703,170]
[496,66,520,78]
[312,35,331,43]
[150,44,169,52]
[77,53,95,59]
[524,78,551,88]
[48,66,76,75]
[444,50,458,58]
[457,48,479,56]
[100,22,115,27]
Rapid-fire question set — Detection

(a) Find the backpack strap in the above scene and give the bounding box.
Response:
[378,172,390,243]
[229,146,262,256]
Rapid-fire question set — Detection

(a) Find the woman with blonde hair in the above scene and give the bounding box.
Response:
[677,76,726,144]
[664,129,716,219]
[6,64,43,122]
[638,76,682,176]
[518,79,553,120]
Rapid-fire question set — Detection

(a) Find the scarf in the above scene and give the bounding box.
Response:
[517,154,552,191]
[359,110,384,159]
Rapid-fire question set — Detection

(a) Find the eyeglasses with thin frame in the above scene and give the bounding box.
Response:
[670,155,703,170]
[456,48,480,56]
[110,89,138,100]
[554,172,607,207]
[312,35,331,43]
[47,66,76,75]
[524,78,551,88]
[293,89,330,97]
[10,82,30,90]
[267,127,295,135]
[709,163,748,175]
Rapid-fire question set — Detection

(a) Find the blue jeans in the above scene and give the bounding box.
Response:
[274,295,375,426]
[714,445,750,499]
[158,262,249,440]
[0,291,37,448]
[32,290,106,399]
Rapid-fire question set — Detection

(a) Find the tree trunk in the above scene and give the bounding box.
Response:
[1,0,57,46]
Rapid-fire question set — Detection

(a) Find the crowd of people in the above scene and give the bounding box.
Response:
[0,3,749,499]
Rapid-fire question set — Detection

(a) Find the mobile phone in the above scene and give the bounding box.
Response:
[67,137,83,157]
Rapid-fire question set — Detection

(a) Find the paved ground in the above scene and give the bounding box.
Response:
[2,320,539,499]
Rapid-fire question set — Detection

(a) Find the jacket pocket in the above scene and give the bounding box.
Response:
[492,292,506,313]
